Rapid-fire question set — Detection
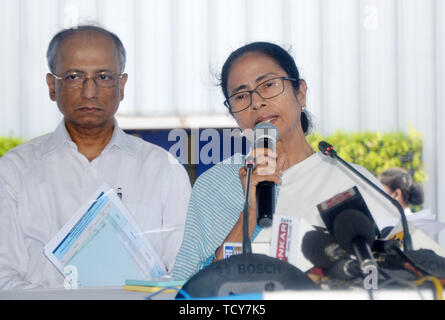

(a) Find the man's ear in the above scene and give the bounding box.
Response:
[46,73,56,101]
[119,73,128,101]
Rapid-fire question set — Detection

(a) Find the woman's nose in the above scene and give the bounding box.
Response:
[251,91,267,110]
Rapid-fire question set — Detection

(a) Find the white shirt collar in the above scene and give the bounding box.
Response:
[404,207,413,216]
[40,119,138,157]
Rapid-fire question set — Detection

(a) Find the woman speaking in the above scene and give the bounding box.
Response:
[172,42,400,281]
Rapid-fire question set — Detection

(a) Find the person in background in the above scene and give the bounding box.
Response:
[378,167,424,214]
[172,41,404,281]
[0,25,191,289]
[378,167,445,239]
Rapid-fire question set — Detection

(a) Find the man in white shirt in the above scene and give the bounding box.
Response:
[0,25,191,289]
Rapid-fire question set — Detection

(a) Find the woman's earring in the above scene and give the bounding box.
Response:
[301,106,306,112]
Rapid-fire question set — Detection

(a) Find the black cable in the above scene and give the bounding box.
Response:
[391,245,431,276]
[242,162,255,254]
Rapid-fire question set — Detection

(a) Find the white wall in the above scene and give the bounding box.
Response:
[0,0,444,246]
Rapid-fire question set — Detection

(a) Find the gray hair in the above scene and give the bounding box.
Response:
[46,25,126,74]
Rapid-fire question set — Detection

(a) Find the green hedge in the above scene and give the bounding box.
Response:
[307,127,427,185]
[0,137,26,157]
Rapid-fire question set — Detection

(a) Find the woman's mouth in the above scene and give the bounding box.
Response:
[255,115,278,126]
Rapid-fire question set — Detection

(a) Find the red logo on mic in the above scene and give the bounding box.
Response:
[276,222,289,261]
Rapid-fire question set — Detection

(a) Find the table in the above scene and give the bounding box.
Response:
[0,286,175,300]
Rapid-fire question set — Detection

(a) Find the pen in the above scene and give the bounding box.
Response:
[117,187,123,200]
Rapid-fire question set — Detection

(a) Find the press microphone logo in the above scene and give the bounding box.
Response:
[276,222,289,262]
[63,265,78,290]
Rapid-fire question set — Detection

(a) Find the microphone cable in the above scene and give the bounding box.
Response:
[414,276,443,300]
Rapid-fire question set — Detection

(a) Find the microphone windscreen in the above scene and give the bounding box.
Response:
[302,230,338,268]
[254,122,278,150]
[333,209,376,254]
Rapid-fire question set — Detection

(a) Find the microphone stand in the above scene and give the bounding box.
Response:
[242,156,255,254]
[176,154,319,298]
[320,142,413,252]
[352,237,378,273]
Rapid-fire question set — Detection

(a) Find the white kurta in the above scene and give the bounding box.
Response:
[0,121,191,289]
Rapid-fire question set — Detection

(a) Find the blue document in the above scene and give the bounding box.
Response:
[44,184,166,288]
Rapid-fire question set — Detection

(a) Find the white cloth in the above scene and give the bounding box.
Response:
[254,152,401,245]
[404,208,445,239]
[0,121,191,290]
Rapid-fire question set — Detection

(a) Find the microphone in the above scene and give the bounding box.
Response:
[301,230,409,281]
[318,140,413,252]
[317,186,380,239]
[332,209,377,273]
[254,122,278,228]
[301,229,366,281]
[301,230,349,269]
[325,259,362,280]
[176,123,318,298]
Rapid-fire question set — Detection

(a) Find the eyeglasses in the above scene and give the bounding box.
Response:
[224,76,297,113]
[52,71,124,88]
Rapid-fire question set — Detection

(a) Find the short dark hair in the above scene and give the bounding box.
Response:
[46,25,126,74]
[220,42,312,135]
[378,167,424,206]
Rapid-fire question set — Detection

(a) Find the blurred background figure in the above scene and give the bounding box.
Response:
[378,167,445,240]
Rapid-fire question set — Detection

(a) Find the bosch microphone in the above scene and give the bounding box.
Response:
[318,141,413,252]
[254,122,278,228]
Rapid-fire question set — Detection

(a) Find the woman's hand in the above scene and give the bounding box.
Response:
[213,143,286,262]
[238,144,286,235]
[239,146,285,214]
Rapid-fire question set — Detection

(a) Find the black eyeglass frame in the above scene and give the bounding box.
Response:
[224,76,297,114]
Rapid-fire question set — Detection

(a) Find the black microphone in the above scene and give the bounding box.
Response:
[318,140,413,252]
[176,124,318,298]
[333,209,377,273]
[320,140,445,278]
[325,259,362,280]
[254,122,278,227]
[301,230,349,269]
[301,230,409,280]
